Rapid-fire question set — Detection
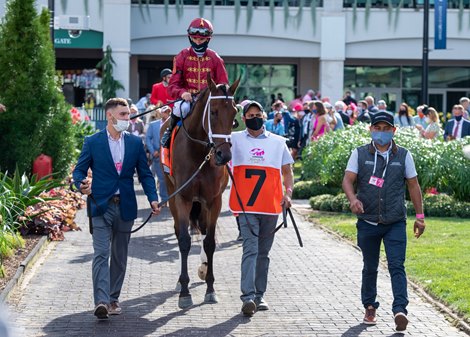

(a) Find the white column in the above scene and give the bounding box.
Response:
[103,0,131,99]
[319,13,346,103]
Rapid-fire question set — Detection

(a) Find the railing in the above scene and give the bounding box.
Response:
[131,0,323,6]
[343,0,470,9]
[86,107,107,131]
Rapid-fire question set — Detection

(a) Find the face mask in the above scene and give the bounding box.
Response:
[346,109,353,116]
[298,111,305,117]
[189,37,209,53]
[245,117,264,131]
[399,109,406,115]
[455,115,463,122]
[112,115,129,132]
[371,131,394,146]
[425,117,431,124]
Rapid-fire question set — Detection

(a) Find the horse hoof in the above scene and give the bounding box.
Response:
[204,292,218,304]
[198,263,208,281]
[175,281,181,292]
[178,295,193,309]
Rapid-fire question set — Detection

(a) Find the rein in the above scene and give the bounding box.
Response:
[226,164,303,247]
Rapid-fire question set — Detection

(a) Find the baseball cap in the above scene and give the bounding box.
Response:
[242,100,264,115]
[323,102,332,109]
[370,110,394,126]
[293,103,303,112]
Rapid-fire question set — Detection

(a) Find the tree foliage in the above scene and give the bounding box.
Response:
[96,45,124,102]
[0,0,75,179]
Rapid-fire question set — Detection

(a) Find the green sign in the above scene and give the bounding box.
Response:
[54,29,103,49]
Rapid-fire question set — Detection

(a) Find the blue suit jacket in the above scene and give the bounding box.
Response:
[145,119,162,155]
[73,129,158,221]
[444,119,470,141]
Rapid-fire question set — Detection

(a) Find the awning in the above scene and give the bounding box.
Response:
[54,29,103,49]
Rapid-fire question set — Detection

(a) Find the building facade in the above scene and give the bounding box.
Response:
[1,0,470,112]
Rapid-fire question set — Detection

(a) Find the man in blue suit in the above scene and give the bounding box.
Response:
[145,106,169,206]
[73,98,161,319]
[444,104,470,141]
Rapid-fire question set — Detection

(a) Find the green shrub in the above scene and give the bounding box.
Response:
[331,193,350,212]
[309,194,335,211]
[0,3,76,179]
[424,194,454,217]
[293,181,341,199]
[302,124,470,201]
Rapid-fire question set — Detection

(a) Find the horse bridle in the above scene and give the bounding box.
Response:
[180,92,235,149]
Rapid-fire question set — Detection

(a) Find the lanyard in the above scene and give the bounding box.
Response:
[372,142,391,179]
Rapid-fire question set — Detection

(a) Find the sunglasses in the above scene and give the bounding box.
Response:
[187,27,212,37]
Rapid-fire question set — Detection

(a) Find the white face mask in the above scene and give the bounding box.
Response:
[112,116,129,132]
[425,117,431,124]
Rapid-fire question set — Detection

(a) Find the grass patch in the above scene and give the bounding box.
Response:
[308,211,470,321]
[293,161,302,181]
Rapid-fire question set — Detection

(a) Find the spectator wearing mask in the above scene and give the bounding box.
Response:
[127,104,145,139]
[357,100,371,123]
[302,89,315,103]
[268,100,284,120]
[394,103,415,128]
[413,105,428,129]
[285,104,303,160]
[343,90,358,106]
[416,107,441,140]
[347,103,358,125]
[444,104,470,141]
[265,111,285,136]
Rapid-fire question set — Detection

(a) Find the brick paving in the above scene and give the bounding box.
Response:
[5,183,468,337]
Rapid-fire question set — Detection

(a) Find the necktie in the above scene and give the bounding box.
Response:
[453,121,460,139]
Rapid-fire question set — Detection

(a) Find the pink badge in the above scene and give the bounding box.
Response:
[115,162,123,172]
[369,175,384,188]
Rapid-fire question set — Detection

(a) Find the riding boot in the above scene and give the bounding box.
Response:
[161,114,181,149]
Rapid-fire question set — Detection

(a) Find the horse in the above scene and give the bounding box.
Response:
[160,74,239,309]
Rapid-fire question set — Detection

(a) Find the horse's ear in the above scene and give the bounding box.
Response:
[229,77,241,95]
[207,72,216,92]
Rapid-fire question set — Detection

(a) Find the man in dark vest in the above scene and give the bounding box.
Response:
[342,110,426,332]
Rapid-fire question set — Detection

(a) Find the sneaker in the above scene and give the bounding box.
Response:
[94,303,109,320]
[363,305,377,325]
[109,301,122,315]
[241,300,256,317]
[254,297,269,311]
[394,312,408,332]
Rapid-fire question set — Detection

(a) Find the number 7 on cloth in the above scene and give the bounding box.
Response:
[229,165,284,215]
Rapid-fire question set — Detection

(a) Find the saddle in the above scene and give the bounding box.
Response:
[161,125,179,176]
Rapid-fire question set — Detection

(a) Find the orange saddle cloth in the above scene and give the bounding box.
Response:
[161,126,178,176]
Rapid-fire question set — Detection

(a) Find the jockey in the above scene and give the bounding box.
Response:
[161,17,229,149]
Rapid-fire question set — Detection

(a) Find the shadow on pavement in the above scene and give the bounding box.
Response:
[340,323,368,337]
[41,286,244,337]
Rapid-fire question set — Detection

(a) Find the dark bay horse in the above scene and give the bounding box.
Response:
[161,75,239,309]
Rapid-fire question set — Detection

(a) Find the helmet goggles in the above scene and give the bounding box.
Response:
[187,26,212,37]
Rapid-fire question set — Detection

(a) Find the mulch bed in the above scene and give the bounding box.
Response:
[0,235,43,293]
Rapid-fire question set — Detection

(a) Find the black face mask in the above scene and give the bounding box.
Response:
[455,115,463,122]
[189,37,209,53]
[245,117,264,131]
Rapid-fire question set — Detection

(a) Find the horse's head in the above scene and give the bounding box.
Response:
[203,74,239,166]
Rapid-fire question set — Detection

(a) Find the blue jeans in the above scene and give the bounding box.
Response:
[239,213,278,302]
[357,219,408,315]
[151,157,168,202]
[92,201,133,305]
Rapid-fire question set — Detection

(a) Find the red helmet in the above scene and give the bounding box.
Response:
[187,18,213,38]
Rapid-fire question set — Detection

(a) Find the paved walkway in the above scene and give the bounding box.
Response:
[6,183,468,337]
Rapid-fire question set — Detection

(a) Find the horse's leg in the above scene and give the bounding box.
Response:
[174,197,193,309]
[203,197,222,304]
[198,225,208,281]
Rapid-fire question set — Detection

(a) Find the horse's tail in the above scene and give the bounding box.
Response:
[189,202,201,234]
